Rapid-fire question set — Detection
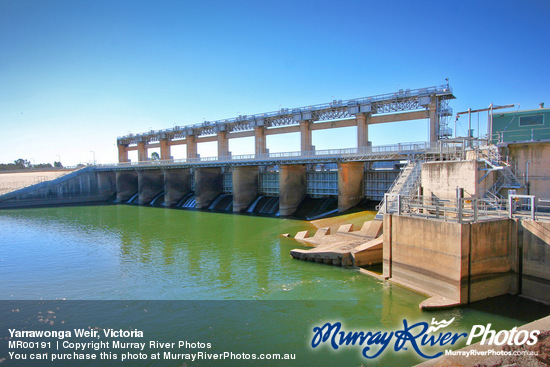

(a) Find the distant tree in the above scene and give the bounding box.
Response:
[14,158,30,168]
[54,161,63,168]
[151,152,160,160]
[34,163,53,169]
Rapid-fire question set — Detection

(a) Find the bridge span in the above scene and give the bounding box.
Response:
[116,84,455,163]
[95,140,465,217]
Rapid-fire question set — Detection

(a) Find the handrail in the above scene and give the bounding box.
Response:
[97,141,464,169]
[118,85,453,140]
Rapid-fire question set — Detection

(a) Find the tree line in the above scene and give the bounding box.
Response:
[0,159,63,171]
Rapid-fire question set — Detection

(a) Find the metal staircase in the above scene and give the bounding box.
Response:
[375,161,422,219]
[479,145,523,201]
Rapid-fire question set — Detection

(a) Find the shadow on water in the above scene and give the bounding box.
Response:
[458,294,550,322]
[293,197,338,220]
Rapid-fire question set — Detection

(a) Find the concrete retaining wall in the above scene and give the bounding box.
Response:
[384,215,518,304]
[0,167,115,208]
[421,160,496,200]
[507,142,550,197]
[521,219,550,304]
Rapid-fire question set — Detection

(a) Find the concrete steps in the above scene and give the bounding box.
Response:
[289,220,383,267]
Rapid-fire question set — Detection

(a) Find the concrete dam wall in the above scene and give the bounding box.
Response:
[0,164,384,218]
[0,167,116,209]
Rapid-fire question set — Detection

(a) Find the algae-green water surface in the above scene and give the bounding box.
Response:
[1,205,548,366]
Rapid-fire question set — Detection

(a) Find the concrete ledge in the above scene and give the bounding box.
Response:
[419,295,462,310]
[337,223,353,233]
[313,227,330,240]
[294,230,310,240]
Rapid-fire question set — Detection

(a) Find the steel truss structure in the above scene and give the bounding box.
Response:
[117,84,455,145]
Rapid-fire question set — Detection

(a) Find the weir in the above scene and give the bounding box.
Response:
[0,140,466,217]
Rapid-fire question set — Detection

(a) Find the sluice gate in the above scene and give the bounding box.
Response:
[109,159,418,218]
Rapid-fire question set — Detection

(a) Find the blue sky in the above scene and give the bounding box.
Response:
[1,0,549,165]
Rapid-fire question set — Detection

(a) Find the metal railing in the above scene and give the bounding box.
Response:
[383,193,550,223]
[491,126,550,144]
[118,84,453,143]
[97,141,465,170]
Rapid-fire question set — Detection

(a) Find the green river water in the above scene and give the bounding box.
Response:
[0,205,548,366]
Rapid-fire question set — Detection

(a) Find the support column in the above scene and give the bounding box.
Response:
[137,141,148,162]
[97,171,116,199]
[279,164,306,216]
[338,161,365,212]
[194,167,222,209]
[115,171,138,203]
[357,113,370,149]
[232,166,259,212]
[186,135,197,159]
[299,120,313,152]
[217,131,230,157]
[160,139,171,160]
[138,169,164,205]
[428,98,439,143]
[254,126,266,156]
[164,169,192,207]
[118,144,129,163]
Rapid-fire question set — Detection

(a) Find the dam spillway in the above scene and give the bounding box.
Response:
[0,140,465,217]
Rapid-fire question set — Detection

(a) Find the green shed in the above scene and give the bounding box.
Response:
[491,107,550,144]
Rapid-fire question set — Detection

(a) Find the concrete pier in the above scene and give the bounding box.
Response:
[356,113,369,148]
[194,167,222,209]
[338,161,365,212]
[116,171,138,203]
[299,121,313,151]
[279,164,306,216]
[137,170,164,205]
[232,166,259,212]
[186,135,197,159]
[118,144,129,163]
[254,126,266,155]
[97,171,116,199]
[217,131,229,157]
[163,169,192,207]
[137,141,148,162]
[160,139,171,160]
